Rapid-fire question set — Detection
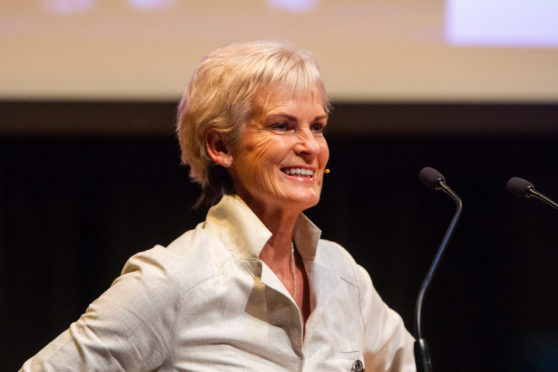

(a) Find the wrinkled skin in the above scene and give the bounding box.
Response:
[229,90,329,223]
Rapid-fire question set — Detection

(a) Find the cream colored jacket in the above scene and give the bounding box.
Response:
[21,195,415,371]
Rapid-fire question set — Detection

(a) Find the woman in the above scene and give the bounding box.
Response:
[21,41,415,371]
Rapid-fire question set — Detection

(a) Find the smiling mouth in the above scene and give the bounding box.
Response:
[281,167,314,178]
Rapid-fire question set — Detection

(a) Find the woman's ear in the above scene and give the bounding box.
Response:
[205,130,232,167]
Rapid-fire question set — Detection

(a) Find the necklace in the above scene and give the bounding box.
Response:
[290,242,297,299]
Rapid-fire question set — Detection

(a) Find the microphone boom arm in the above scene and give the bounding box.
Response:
[414,180,463,372]
[527,188,558,210]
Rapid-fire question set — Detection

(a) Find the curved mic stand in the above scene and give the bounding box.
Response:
[414,181,463,372]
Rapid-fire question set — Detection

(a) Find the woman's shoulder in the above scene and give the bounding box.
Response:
[316,238,354,259]
[314,239,366,287]
[119,222,231,292]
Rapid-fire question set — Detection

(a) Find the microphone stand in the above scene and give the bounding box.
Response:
[414,181,462,372]
[526,188,558,210]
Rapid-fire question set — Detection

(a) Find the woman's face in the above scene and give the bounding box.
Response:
[229,89,329,216]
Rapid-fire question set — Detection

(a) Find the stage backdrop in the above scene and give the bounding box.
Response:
[2,0,558,102]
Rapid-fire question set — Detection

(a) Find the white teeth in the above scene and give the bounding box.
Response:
[284,168,313,177]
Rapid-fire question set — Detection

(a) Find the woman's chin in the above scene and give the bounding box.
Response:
[278,192,321,211]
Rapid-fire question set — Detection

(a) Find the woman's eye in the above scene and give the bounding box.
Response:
[311,122,325,133]
[272,122,289,131]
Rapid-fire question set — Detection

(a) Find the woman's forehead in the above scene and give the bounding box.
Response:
[254,86,325,112]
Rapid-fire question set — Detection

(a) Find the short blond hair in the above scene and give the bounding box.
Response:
[176,40,330,206]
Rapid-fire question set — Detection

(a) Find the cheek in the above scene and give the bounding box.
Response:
[236,143,279,195]
[319,139,330,163]
[243,139,286,197]
[245,136,287,170]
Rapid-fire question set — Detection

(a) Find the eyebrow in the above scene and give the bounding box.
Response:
[266,113,328,122]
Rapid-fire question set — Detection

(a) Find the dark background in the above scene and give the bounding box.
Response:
[1,101,558,371]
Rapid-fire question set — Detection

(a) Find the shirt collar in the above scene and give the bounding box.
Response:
[206,194,322,261]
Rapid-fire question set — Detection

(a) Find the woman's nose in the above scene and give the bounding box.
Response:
[294,127,319,155]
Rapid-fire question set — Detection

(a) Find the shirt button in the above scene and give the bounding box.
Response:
[351,359,364,372]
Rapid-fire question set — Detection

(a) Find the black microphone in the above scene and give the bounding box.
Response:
[414,167,463,372]
[507,177,558,210]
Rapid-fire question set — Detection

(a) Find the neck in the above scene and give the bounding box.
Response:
[233,194,303,279]
[233,194,308,320]
[248,209,298,265]
[238,194,302,248]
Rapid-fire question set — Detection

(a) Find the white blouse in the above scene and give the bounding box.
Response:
[21,194,415,371]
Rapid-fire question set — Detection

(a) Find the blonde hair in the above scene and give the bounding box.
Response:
[176,40,330,206]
